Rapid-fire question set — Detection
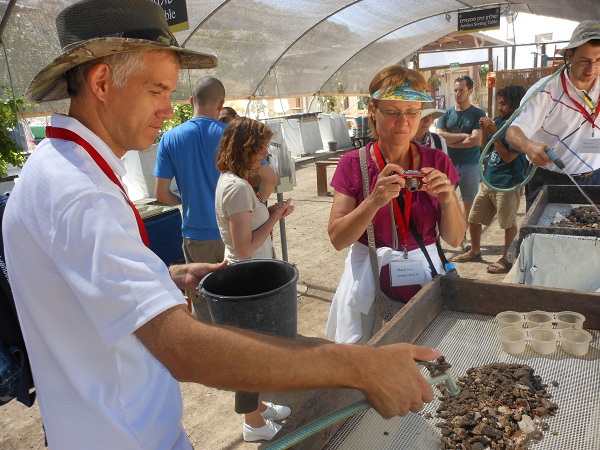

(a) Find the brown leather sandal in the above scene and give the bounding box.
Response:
[487,257,512,274]
[452,251,482,262]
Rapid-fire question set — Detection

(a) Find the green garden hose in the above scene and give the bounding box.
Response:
[264,399,370,450]
[264,372,457,450]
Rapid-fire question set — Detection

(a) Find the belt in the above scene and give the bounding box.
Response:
[539,168,596,181]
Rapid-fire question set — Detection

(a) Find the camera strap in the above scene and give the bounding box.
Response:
[393,194,439,277]
[372,140,413,257]
[366,143,449,277]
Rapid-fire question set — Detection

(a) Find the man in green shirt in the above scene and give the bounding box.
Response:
[436,75,487,247]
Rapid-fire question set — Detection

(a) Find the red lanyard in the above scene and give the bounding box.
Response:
[372,140,414,254]
[45,126,150,248]
[246,178,264,203]
[560,70,600,130]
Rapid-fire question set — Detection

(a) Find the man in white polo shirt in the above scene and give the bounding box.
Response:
[2,1,442,448]
[507,20,600,210]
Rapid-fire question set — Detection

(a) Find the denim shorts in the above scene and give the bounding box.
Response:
[453,163,480,204]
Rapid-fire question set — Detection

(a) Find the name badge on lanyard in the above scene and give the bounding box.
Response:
[582,137,600,153]
[389,258,426,287]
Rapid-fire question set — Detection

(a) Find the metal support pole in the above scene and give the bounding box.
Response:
[276,192,288,261]
[0,0,18,43]
[487,48,493,118]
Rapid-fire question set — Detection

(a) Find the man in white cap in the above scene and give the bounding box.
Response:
[2,0,441,448]
[412,108,447,153]
[507,20,600,210]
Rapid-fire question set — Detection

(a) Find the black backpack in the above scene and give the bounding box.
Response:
[0,193,36,407]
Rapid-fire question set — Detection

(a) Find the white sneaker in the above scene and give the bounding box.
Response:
[260,402,291,420]
[242,418,282,442]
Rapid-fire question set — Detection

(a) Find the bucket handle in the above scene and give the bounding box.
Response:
[196,272,212,295]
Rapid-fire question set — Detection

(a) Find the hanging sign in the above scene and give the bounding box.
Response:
[449,62,460,69]
[153,0,189,32]
[457,7,500,33]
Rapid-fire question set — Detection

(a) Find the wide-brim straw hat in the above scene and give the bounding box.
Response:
[421,108,445,119]
[26,0,218,103]
[557,20,600,56]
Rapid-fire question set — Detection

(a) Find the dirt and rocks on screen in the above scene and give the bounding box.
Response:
[554,206,600,228]
[434,362,558,450]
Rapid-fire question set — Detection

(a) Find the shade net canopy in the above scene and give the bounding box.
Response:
[1,0,599,112]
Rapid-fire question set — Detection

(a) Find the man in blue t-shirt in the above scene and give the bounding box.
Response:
[436,75,487,248]
[453,85,527,274]
[154,76,227,321]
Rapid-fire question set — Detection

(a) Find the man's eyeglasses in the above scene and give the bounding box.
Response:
[572,58,600,68]
[456,75,473,81]
[378,109,422,119]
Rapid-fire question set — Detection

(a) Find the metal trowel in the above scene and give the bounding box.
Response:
[416,357,460,396]
[546,148,600,216]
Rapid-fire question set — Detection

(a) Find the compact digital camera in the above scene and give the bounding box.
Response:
[400,170,425,192]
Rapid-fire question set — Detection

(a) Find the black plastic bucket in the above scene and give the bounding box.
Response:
[199,259,298,338]
[198,260,299,414]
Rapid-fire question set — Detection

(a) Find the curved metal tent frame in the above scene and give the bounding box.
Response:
[303,10,460,111]
[312,9,464,97]
[181,0,231,48]
[248,1,363,98]
[0,0,598,113]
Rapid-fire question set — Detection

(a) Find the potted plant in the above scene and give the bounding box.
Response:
[0,86,33,178]
[427,74,442,91]
[155,103,193,143]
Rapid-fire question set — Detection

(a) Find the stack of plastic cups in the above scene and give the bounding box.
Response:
[495,310,592,356]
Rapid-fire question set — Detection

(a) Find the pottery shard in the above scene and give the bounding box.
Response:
[472,423,503,440]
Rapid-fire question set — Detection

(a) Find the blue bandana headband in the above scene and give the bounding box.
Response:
[371,82,433,102]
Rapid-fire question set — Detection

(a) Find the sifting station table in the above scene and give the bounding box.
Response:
[278,276,600,450]
[506,185,600,290]
[518,185,600,247]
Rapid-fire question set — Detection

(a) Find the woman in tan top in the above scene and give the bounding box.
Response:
[214,117,294,441]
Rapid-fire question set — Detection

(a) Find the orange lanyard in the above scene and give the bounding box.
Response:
[45,126,150,248]
[372,141,414,256]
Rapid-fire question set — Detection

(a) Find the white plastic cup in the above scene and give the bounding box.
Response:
[525,311,554,329]
[529,328,559,355]
[555,311,585,329]
[498,327,527,354]
[561,329,592,356]
[496,311,524,329]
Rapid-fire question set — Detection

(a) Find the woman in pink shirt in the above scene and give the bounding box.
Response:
[327,66,465,343]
